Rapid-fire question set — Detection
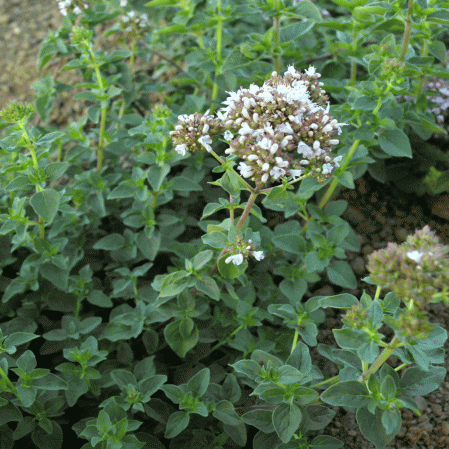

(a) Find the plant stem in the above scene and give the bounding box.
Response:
[399,0,415,62]
[317,139,361,209]
[236,191,258,230]
[189,325,244,365]
[89,49,108,171]
[358,335,404,382]
[210,0,223,109]
[310,375,339,389]
[0,365,21,399]
[273,0,281,73]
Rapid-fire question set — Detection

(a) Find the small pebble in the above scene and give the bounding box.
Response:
[441,421,449,436]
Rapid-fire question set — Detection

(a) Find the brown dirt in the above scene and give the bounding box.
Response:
[1,1,449,448]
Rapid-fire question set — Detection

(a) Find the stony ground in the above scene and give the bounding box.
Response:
[1,1,449,448]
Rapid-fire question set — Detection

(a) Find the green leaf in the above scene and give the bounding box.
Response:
[30,189,60,224]
[319,294,358,309]
[280,21,315,42]
[87,290,113,308]
[43,162,69,181]
[195,276,220,300]
[356,407,400,448]
[378,129,412,158]
[242,409,274,433]
[40,263,68,291]
[4,333,39,348]
[217,256,247,280]
[400,366,446,396]
[164,411,190,439]
[320,381,371,408]
[326,261,357,289]
[272,221,306,254]
[93,234,126,250]
[164,320,198,358]
[31,421,63,449]
[213,400,242,426]
[201,231,228,249]
[309,435,344,448]
[187,368,210,398]
[230,360,262,380]
[428,40,447,63]
[272,402,302,443]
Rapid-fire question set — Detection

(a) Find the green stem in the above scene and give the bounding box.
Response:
[349,27,359,86]
[130,38,136,72]
[399,0,415,62]
[273,0,281,73]
[0,365,21,399]
[20,125,39,170]
[358,335,404,382]
[236,191,258,230]
[317,139,361,209]
[89,49,108,171]
[210,1,223,108]
[189,325,244,365]
[310,375,339,389]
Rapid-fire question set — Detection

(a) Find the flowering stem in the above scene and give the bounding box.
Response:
[210,1,223,111]
[358,335,404,382]
[236,191,259,230]
[273,0,281,73]
[89,49,108,171]
[317,139,361,208]
[130,38,136,72]
[399,0,414,62]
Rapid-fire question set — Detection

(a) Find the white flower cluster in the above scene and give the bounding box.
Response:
[120,0,128,6]
[57,0,88,16]
[120,10,150,32]
[217,65,347,185]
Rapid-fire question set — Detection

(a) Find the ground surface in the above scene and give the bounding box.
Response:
[1,1,449,448]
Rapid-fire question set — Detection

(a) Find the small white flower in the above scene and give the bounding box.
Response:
[239,122,254,135]
[297,141,314,158]
[270,167,285,179]
[329,139,339,145]
[225,254,244,265]
[333,155,343,167]
[198,135,212,152]
[175,144,187,156]
[73,6,82,14]
[305,66,317,76]
[253,251,265,261]
[407,250,424,263]
[261,173,269,183]
[313,141,320,151]
[322,163,333,175]
[120,0,128,6]
[289,169,303,180]
[238,162,253,178]
[223,130,233,141]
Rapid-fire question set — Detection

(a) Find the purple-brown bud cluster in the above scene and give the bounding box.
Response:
[367,226,449,307]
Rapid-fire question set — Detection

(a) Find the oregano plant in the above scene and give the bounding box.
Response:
[0,0,447,448]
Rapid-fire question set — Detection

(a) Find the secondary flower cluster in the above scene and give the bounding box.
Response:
[367,226,449,308]
[224,237,264,266]
[119,10,150,35]
[57,0,88,16]
[170,65,346,187]
[170,111,224,155]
